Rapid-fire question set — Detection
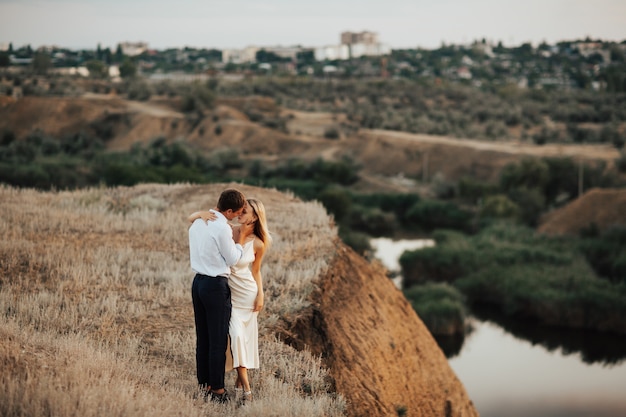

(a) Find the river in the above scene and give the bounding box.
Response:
[371,237,626,417]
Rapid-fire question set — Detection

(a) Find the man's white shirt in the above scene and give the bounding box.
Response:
[189,210,243,277]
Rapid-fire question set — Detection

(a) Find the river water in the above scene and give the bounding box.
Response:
[371,238,626,417]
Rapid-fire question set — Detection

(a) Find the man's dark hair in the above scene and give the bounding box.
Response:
[217,188,246,212]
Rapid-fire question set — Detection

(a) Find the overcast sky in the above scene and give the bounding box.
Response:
[1,0,625,50]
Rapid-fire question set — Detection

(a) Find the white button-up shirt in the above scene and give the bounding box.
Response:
[189,210,243,278]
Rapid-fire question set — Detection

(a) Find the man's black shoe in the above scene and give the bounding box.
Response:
[209,390,230,404]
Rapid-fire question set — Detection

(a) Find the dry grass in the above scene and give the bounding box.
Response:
[0,183,345,417]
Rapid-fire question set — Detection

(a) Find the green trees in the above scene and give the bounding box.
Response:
[115,43,124,62]
[0,53,9,67]
[180,81,215,113]
[85,60,108,79]
[32,52,52,74]
[119,59,137,78]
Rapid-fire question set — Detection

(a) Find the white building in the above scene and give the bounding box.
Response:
[119,42,148,57]
[349,42,391,59]
[222,46,260,64]
[314,44,350,61]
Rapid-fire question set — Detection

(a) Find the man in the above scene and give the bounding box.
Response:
[189,188,253,402]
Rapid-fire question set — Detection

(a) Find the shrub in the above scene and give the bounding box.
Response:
[181,83,215,113]
[262,179,325,201]
[457,178,499,203]
[404,283,467,335]
[405,200,472,232]
[579,226,626,284]
[351,192,420,221]
[543,157,579,205]
[600,124,624,149]
[500,158,550,193]
[126,79,153,101]
[323,126,340,139]
[310,158,360,186]
[0,162,49,188]
[338,228,372,256]
[347,205,396,236]
[1,130,16,146]
[400,246,475,287]
[507,187,546,227]
[317,187,352,223]
[479,194,520,221]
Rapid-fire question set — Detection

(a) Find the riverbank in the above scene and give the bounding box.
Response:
[400,222,626,334]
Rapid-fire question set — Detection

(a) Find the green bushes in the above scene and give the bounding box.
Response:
[217,77,626,145]
[351,192,421,221]
[266,157,360,186]
[404,200,473,232]
[479,194,520,222]
[400,221,626,333]
[179,81,215,113]
[125,79,153,101]
[338,228,372,256]
[323,126,340,139]
[455,264,626,332]
[347,205,396,237]
[317,187,352,223]
[579,226,626,284]
[404,283,467,335]
[458,177,499,203]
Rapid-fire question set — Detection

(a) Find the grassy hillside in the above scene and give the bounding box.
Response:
[0,183,345,417]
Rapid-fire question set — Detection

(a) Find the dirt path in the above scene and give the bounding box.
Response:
[283,109,620,167]
[364,129,621,161]
[82,92,184,118]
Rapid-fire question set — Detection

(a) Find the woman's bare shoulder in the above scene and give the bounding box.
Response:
[253,236,266,250]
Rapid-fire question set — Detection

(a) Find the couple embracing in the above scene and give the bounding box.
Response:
[187,188,271,405]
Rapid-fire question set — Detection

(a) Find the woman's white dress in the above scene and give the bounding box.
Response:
[226,238,259,371]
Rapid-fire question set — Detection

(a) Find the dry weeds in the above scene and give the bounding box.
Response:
[0,183,344,417]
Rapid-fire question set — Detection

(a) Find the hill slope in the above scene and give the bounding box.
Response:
[0,95,620,185]
[0,183,477,417]
[538,188,626,235]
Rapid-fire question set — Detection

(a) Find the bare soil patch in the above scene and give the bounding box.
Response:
[538,188,626,236]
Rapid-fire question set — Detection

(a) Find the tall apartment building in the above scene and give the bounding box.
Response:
[321,31,389,60]
[340,31,379,46]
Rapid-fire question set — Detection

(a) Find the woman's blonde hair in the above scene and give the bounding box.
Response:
[248,198,272,249]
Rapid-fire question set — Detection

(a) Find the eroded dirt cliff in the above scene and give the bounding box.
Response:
[281,239,479,417]
[538,187,626,236]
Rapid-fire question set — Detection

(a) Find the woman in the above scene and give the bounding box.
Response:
[188,198,271,404]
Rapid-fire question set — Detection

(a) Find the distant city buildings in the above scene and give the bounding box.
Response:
[316,31,390,61]
[221,31,390,64]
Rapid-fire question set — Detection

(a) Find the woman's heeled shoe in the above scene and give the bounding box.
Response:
[242,390,253,405]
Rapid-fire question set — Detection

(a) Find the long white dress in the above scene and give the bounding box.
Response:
[226,238,259,371]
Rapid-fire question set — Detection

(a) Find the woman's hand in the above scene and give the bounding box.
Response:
[253,291,264,312]
[188,210,218,224]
